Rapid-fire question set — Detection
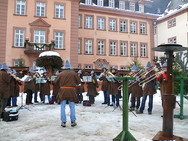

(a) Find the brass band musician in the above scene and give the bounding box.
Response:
[137,61,157,115]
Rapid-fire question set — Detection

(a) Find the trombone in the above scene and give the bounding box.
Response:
[138,70,164,87]
[128,66,156,88]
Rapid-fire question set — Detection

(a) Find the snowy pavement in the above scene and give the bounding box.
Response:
[0,90,188,141]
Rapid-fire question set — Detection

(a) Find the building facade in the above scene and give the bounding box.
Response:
[154,3,188,57]
[0,0,158,70]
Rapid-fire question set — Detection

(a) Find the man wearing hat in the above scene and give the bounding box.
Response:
[24,68,36,104]
[40,69,51,103]
[0,62,12,118]
[54,60,81,127]
[75,70,84,104]
[129,66,143,111]
[86,70,99,104]
[99,65,110,105]
[33,65,40,103]
[157,62,167,107]
[108,66,121,107]
[137,61,157,115]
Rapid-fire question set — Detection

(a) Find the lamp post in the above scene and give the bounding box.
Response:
[152,44,188,140]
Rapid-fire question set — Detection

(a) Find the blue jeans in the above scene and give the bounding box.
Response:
[60,100,76,123]
[112,95,120,106]
[34,91,38,102]
[131,97,140,109]
[103,91,110,104]
[12,97,17,106]
[140,95,153,113]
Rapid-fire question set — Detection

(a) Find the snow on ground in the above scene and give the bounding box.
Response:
[0,90,188,141]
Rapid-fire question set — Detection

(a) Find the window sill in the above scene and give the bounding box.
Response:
[140,56,148,58]
[109,55,118,56]
[97,29,106,31]
[53,17,66,20]
[96,54,106,56]
[119,55,128,57]
[34,16,47,18]
[139,33,147,35]
[54,48,65,50]
[84,28,94,30]
[12,46,25,48]
[84,53,94,55]
[130,32,138,34]
[109,30,118,32]
[120,31,128,33]
[13,14,27,16]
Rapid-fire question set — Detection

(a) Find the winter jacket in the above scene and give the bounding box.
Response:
[87,77,99,97]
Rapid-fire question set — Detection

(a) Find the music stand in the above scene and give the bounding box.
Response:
[18,91,31,111]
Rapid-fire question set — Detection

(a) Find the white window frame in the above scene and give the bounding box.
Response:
[98,18,104,30]
[85,16,93,29]
[119,1,125,10]
[85,65,92,69]
[55,4,64,19]
[97,0,103,6]
[130,2,135,11]
[16,0,26,15]
[131,22,136,33]
[34,30,45,50]
[139,4,144,13]
[98,40,105,55]
[85,39,92,54]
[121,42,127,56]
[110,41,117,55]
[85,0,92,5]
[120,20,126,32]
[36,2,45,17]
[131,43,137,56]
[172,19,176,27]
[14,29,25,47]
[78,15,81,28]
[109,0,114,8]
[141,44,146,57]
[110,19,116,31]
[140,23,146,34]
[78,39,81,54]
[55,32,64,49]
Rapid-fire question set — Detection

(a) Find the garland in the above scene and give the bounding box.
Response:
[24,40,55,50]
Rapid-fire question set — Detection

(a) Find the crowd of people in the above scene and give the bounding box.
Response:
[0,60,168,127]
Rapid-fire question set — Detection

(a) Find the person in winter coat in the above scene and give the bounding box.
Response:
[0,62,12,118]
[40,69,51,103]
[108,66,121,107]
[157,62,167,107]
[129,66,143,112]
[137,61,157,115]
[86,70,99,104]
[24,68,36,105]
[99,66,110,105]
[54,60,81,127]
[75,70,84,103]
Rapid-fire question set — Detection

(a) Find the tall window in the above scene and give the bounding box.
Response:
[121,42,127,56]
[130,22,136,33]
[85,0,92,5]
[140,23,146,34]
[98,18,105,30]
[120,20,126,32]
[139,4,144,13]
[34,30,45,50]
[141,44,146,57]
[98,0,103,6]
[55,32,64,49]
[131,43,137,56]
[85,16,93,29]
[16,0,26,15]
[78,39,81,54]
[110,41,117,55]
[85,39,92,54]
[98,40,105,55]
[109,0,114,8]
[78,15,81,28]
[36,2,45,17]
[119,1,125,10]
[130,3,135,11]
[14,29,24,47]
[55,4,64,19]
[110,19,116,31]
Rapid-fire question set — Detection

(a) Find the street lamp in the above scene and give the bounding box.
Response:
[152,44,188,140]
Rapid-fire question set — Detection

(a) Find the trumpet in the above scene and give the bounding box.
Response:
[138,70,164,87]
[106,71,115,77]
